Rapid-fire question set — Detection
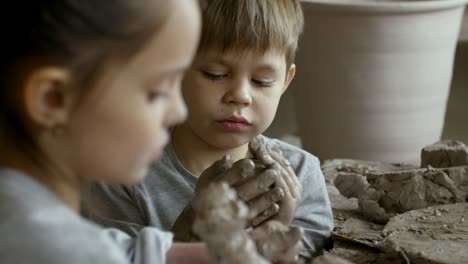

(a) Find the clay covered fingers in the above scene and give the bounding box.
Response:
[222,158,285,227]
[250,138,303,226]
[250,220,304,263]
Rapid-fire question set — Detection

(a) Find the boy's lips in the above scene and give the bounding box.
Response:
[221,116,251,125]
[217,116,251,132]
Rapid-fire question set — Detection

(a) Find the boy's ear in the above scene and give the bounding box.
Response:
[282,63,296,94]
[22,67,74,129]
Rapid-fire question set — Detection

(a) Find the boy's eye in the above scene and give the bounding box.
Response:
[202,71,227,80]
[252,79,274,87]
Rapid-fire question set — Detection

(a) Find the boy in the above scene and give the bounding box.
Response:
[83,0,333,260]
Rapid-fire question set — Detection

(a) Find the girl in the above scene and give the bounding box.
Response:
[0,0,213,263]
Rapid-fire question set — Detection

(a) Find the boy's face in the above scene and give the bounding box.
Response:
[182,49,295,150]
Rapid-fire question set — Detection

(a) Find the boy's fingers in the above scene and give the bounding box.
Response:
[251,203,280,227]
[201,155,233,181]
[250,138,274,165]
[235,169,278,201]
[223,158,256,185]
[196,155,233,194]
[271,170,292,200]
[248,187,284,217]
[249,137,263,156]
[269,151,302,200]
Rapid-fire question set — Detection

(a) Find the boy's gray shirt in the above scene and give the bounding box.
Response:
[0,168,173,264]
[83,134,334,258]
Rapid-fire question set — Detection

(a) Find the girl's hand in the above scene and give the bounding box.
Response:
[172,156,233,241]
[250,220,304,263]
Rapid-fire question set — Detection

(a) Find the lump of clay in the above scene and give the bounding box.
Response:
[335,166,468,223]
[192,181,269,264]
[334,172,369,199]
[421,140,468,168]
[382,203,468,264]
[322,159,418,183]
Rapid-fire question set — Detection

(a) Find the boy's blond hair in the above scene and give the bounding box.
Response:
[198,0,304,67]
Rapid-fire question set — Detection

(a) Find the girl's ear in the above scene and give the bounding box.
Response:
[282,63,296,94]
[22,67,74,128]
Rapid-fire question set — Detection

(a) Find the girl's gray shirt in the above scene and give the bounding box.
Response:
[0,168,173,264]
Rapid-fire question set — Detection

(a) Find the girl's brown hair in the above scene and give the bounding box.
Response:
[0,0,169,168]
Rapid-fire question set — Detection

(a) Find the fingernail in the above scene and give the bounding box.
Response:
[259,171,276,191]
[263,154,274,164]
[271,203,280,213]
[224,155,234,167]
[271,188,284,201]
[272,146,282,154]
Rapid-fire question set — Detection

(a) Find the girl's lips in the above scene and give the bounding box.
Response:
[152,142,167,162]
[153,151,163,161]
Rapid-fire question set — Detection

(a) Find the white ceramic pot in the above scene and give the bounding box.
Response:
[294,0,468,163]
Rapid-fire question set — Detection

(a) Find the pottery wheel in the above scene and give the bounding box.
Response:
[382,203,468,264]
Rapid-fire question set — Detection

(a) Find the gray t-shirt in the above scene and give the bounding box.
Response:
[0,168,173,264]
[83,134,334,258]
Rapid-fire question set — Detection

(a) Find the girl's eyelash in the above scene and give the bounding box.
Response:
[147,91,161,102]
[202,71,226,80]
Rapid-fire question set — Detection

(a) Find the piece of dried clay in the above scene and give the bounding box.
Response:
[421,140,468,168]
[383,203,468,264]
[335,166,468,223]
[334,172,369,199]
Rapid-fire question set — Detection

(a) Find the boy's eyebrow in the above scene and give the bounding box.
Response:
[202,57,230,67]
[255,64,279,72]
[200,53,282,73]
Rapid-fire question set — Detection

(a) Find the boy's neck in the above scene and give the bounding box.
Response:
[0,141,81,211]
[172,125,251,177]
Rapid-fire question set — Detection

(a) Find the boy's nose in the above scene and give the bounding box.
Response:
[223,80,252,106]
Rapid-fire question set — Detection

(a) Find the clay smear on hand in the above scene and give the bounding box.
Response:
[192,181,269,264]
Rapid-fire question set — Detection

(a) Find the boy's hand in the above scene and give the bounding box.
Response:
[173,140,303,240]
[249,138,303,227]
[173,155,284,240]
[250,220,304,263]
[221,159,287,227]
